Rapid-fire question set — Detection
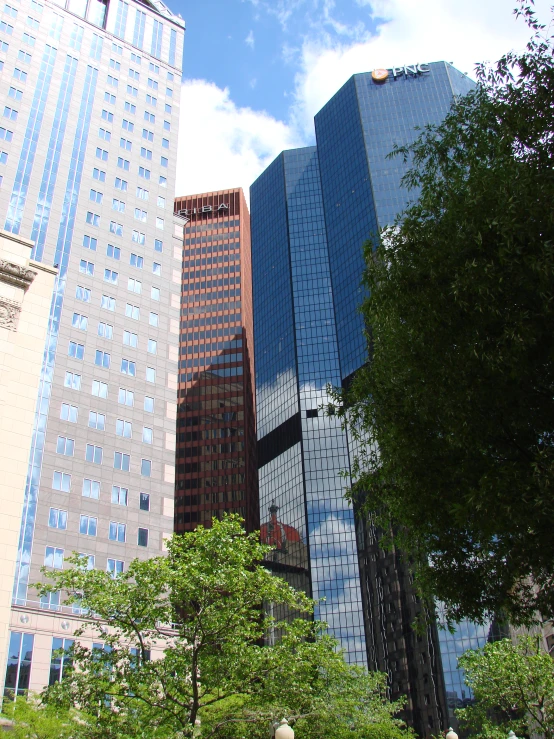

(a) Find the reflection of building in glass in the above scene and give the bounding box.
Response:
[173,189,258,533]
[251,63,482,738]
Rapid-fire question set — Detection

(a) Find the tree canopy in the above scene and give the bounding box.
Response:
[334,2,554,625]
[34,515,409,739]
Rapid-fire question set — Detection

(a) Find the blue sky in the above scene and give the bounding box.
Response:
[173,0,552,200]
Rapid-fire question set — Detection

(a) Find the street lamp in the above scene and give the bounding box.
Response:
[275,718,294,739]
[445,728,458,739]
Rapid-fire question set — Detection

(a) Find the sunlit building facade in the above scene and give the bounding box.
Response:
[0,0,185,695]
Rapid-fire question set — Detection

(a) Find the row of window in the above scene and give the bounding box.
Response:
[90,186,166,210]
[103,88,172,117]
[69,343,158,380]
[84,227,164,255]
[111,47,174,80]
[73,316,158,353]
[64,372,154,412]
[93,165,167,191]
[107,62,173,92]
[60,403,154,443]
[55,436,152,476]
[77,263,162,296]
[53,472,148,509]
[44,532,148,572]
[74,287,160,326]
[49,509,149,545]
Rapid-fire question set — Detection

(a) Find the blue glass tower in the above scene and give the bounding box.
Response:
[251,62,484,737]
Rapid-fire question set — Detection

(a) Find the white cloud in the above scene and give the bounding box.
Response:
[245,29,255,48]
[175,79,302,200]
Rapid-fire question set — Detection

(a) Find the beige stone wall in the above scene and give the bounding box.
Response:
[0,229,56,689]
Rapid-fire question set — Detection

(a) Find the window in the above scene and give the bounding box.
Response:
[167,71,174,81]
[104,268,118,284]
[154,239,163,252]
[44,547,64,569]
[144,396,154,412]
[92,380,108,398]
[97,321,113,339]
[60,403,78,422]
[130,253,143,269]
[0,150,8,164]
[165,87,173,98]
[136,185,148,200]
[124,101,136,114]
[116,419,132,437]
[134,207,147,222]
[104,92,115,104]
[101,295,116,311]
[76,285,91,302]
[0,21,13,34]
[128,277,141,293]
[138,166,150,179]
[18,50,31,64]
[68,341,84,360]
[131,52,141,64]
[13,67,26,82]
[145,367,156,383]
[8,86,22,101]
[125,303,140,320]
[128,67,139,80]
[139,493,150,511]
[107,559,124,577]
[117,157,129,171]
[140,147,152,160]
[3,107,18,121]
[107,74,118,88]
[147,77,158,90]
[82,478,100,499]
[86,444,103,464]
[98,127,111,141]
[112,198,125,212]
[113,452,130,471]
[109,522,126,542]
[122,118,134,131]
[142,427,152,444]
[88,411,105,430]
[64,372,81,390]
[149,62,159,73]
[0,126,13,141]
[145,94,156,106]
[109,57,120,70]
[112,41,122,53]
[26,16,39,29]
[149,312,158,327]
[120,137,132,151]
[142,128,153,141]
[94,349,110,369]
[49,508,67,530]
[79,260,94,276]
[157,195,166,207]
[78,553,95,570]
[132,230,145,244]
[90,189,103,203]
[106,244,120,259]
[155,216,164,229]
[95,147,108,160]
[160,156,168,168]
[111,485,128,505]
[137,527,148,546]
[4,4,17,18]
[110,219,123,234]
[72,312,88,330]
[56,436,74,456]
[120,329,137,349]
[118,388,134,406]
[83,234,97,251]
[93,167,106,182]
[165,103,172,114]
[163,119,170,131]
[151,286,160,301]
[126,84,137,96]
[101,108,113,122]
[114,177,127,191]
[144,111,154,123]
[52,471,71,492]
[120,358,136,376]
[79,515,97,536]
[147,339,157,354]
[152,262,161,275]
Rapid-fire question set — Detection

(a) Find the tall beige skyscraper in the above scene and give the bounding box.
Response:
[0,0,185,695]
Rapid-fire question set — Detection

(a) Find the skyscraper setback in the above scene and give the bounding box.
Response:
[173,189,258,534]
[0,0,185,695]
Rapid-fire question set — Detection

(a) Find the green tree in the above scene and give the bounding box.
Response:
[1,694,76,739]
[456,636,554,739]
[36,515,409,739]
[334,2,554,625]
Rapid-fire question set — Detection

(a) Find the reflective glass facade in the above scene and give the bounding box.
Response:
[251,63,483,736]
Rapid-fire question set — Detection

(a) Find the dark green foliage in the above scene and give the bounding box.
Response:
[334,3,554,625]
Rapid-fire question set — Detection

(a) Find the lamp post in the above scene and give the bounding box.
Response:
[445,728,458,739]
[275,718,294,739]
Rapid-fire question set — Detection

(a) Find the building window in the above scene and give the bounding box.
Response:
[145,367,156,383]
[4,632,34,697]
[154,239,163,252]
[95,147,108,160]
[82,234,98,250]
[92,380,108,398]
[79,515,97,537]
[92,167,106,182]
[90,188,103,203]
[115,176,128,191]
[140,459,151,477]
[112,485,128,505]
[98,127,111,141]
[139,492,150,511]
[151,286,160,301]
[101,295,116,311]
[136,185,149,199]
[109,521,126,542]
[112,198,125,213]
[116,419,132,437]
[125,303,140,320]
[130,253,143,268]
[120,137,132,151]
[64,372,81,390]
[107,559,124,578]
[95,350,110,368]
[79,260,94,276]
[152,262,161,276]
[144,396,154,412]
[97,322,113,339]
[78,553,95,570]
[107,243,120,259]
[48,508,67,530]
[147,339,157,354]
[124,101,136,114]
[132,230,145,244]
[123,330,138,347]
[156,216,164,229]
[60,403,78,422]
[72,312,88,330]
[118,388,134,406]
[149,312,158,327]
[44,547,64,568]
[142,128,153,141]
[56,436,74,456]
[127,277,141,293]
[85,444,103,464]
[52,471,71,492]
[48,637,74,686]
[142,427,153,444]
[101,108,113,122]
[86,211,100,226]
[76,285,91,302]
[88,411,105,430]
[114,451,130,471]
[120,359,136,377]
[137,528,148,547]
[144,111,154,123]
[82,478,100,499]
[138,166,150,179]
[110,220,123,235]
[40,591,60,611]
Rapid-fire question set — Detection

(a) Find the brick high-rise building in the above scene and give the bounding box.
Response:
[173,189,258,533]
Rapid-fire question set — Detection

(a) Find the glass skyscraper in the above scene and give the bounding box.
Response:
[251,62,485,736]
[0,0,185,695]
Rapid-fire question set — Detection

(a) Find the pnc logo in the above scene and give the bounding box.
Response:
[372,63,431,83]
[371,68,389,82]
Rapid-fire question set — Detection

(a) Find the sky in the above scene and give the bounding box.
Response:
[172,0,552,200]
